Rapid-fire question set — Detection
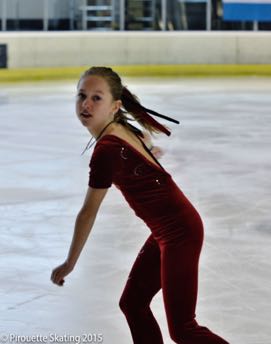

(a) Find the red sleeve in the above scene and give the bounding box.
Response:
[88,142,118,189]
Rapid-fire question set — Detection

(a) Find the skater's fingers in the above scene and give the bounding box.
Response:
[51,262,71,286]
[50,267,59,282]
[52,274,64,286]
[152,146,164,159]
[51,267,63,285]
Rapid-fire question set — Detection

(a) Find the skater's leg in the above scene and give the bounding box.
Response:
[161,236,230,344]
[119,233,164,344]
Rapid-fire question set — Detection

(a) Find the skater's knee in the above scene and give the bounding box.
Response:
[119,293,129,313]
[119,286,149,315]
[119,290,140,314]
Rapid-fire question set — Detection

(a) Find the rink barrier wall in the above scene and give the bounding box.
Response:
[1,65,271,83]
[0,31,271,69]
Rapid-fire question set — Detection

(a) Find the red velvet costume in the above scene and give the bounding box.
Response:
[88,134,229,344]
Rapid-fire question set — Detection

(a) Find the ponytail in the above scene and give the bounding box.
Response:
[117,86,180,137]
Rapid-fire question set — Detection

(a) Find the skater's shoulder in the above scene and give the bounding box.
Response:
[89,135,122,164]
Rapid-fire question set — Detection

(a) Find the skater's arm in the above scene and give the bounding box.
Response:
[66,187,108,267]
[51,187,108,286]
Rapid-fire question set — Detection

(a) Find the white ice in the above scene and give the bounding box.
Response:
[0,77,270,344]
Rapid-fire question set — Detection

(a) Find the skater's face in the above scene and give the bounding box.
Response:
[76,75,121,135]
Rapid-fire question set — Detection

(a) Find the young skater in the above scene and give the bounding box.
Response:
[51,66,230,344]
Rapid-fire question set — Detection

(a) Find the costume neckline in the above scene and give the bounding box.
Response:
[100,134,166,173]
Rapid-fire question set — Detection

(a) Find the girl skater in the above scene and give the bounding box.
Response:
[51,66,230,344]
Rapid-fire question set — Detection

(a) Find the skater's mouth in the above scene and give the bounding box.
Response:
[81,112,92,118]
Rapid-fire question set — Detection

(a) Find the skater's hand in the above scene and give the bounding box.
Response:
[51,261,73,286]
[141,131,164,159]
[150,145,164,159]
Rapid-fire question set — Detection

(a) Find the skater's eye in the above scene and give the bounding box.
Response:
[92,95,101,102]
[77,92,86,100]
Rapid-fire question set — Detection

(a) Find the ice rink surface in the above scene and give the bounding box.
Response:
[0,77,270,344]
